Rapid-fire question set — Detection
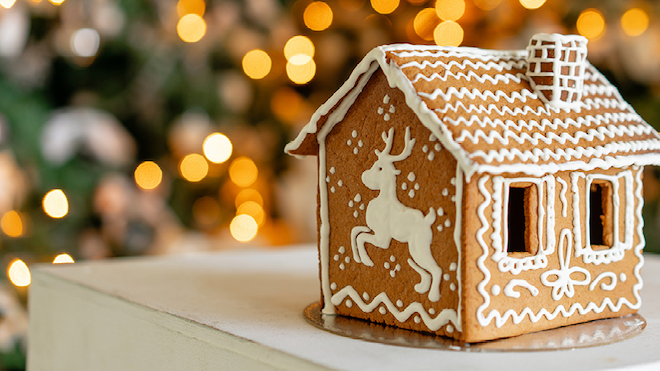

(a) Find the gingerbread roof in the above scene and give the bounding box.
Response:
[285,42,660,179]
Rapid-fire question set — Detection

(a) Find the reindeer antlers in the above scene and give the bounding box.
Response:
[375,127,416,162]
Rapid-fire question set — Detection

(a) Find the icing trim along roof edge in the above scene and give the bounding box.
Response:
[284,43,660,179]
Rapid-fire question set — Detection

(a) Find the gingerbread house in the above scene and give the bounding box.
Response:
[285,34,660,342]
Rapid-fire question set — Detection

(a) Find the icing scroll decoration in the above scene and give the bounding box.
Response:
[540,229,591,300]
[351,127,443,302]
[503,279,539,298]
[589,272,618,291]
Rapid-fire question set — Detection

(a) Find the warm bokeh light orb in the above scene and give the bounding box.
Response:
[135,161,163,190]
[414,8,441,41]
[434,20,464,46]
[177,14,207,43]
[621,8,649,37]
[242,50,272,80]
[49,0,65,5]
[43,189,69,219]
[0,0,16,9]
[237,200,265,226]
[519,0,546,10]
[371,0,399,15]
[1,211,23,238]
[435,0,465,21]
[577,9,606,40]
[53,253,75,264]
[177,0,206,18]
[230,214,258,242]
[235,189,264,208]
[203,133,233,163]
[8,259,30,287]
[304,1,333,31]
[284,36,315,62]
[71,28,101,58]
[229,157,258,187]
[286,58,317,85]
[179,153,209,182]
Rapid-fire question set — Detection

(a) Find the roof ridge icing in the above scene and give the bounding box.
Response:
[285,43,660,179]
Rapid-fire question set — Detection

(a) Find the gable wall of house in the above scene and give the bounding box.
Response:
[461,167,644,342]
[320,69,464,338]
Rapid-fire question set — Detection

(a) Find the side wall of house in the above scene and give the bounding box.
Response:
[320,68,463,339]
[461,167,644,342]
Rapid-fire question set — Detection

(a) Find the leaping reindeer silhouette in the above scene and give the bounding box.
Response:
[351,127,443,302]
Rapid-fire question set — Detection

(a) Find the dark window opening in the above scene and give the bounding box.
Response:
[590,181,613,248]
[507,184,538,255]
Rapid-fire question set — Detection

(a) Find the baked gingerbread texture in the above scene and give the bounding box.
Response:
[286,33,660,342]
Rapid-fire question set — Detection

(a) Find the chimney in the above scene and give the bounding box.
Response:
[525,33,588,109]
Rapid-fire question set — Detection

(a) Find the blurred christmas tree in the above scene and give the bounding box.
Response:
[0,0,659,368]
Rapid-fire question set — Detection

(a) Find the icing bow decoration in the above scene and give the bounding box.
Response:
[540,229,591,300]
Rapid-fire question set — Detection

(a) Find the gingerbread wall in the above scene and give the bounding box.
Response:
[320,69,463,338]
[461,167,644,342]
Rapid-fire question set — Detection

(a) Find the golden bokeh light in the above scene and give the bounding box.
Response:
[474,0,501,11]
[53,253,75,264]
[242,50,272,80]
[235,189,264,208]
[177,14,207,43]
[1,211,23,238]
[286,58,317,85]
[237,200,265,226]
[229,157,258,187]
[371,0,399,15]
[304,1,334,31]
[414,8,441,41]
[519,0,545,10]
[434,20,464,46]
[134,161,163,190]
[7,259,30,287]
[230,214,258,242]
[435,0,465,21]
[49,0,65,5]
[177,0,206,18]
[621,8,649,37]
[0,0,16,9]
[203,133,233,164]
[43,189,69,219]
[193,196,220,226]
[284,36,315,62]
[577,9,606,40]
[180,153,209,182]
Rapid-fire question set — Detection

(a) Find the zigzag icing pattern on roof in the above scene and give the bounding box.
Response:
[285,43,660,178]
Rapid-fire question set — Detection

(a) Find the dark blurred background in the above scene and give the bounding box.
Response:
[0,0,658,368]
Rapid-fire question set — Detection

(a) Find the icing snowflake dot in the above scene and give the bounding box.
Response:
[339,263,345,270]
[326,176,330,183]
[330,167,336,174]
[409,190,415,198]
[396,300,403,307]
[345,256,351,263]
[346,299,352,308]
[435,143,442,152]
[379,306,387,315]
[450,177,456,186]
[339,246,346,254]
[347,139,352,146]
[331,186,336,193]
[338,180,343,187]
[390,255,396,262]
[390,270,396,278]
[377,107,384,115]
[358,140,363,147]
[429,308,436,315]
[384,262,391,269]
[437,207,444,216]
[352,130,357,138]
[437,225,443,232]
[449,262,457,271]
[446,325,454,333]
[395,264,401,271]
[353,147,358,155]
[333,254,339,261]
[442,188,449,196]
[620,273,627,282]
[359,204,365,210]
[408,172,416,182]
[363,292,370,301]
[354,194,361,202]
[389,105,395,113]
[445,219,451,227]
[450,283,456,291]
[383,94,390,104]
[422,145,429,153]
[330,282,337,290]
[402,182,408,190]
[414,316,421,324]
[451,196,456,202]
[491,285,501,296]
[429,134,436,141]
[384,114,391,121]
[443,273,450,281]
[349,200,354,207]
[353,210,358,218]
[428,152,435,161]
[414,183,420,190]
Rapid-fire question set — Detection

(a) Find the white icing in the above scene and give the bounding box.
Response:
[422,145,428,153]
[383,94,390,104]
[331,186,336,193]
[435,143,442,152]
[503,279,540,298]
[408,172,416,182]
[346,299,352,307]
[345,256,351,263]
[491,285,501,296]
[326,176,330,183]
[437,225,443,232]
[397,300,403,307]
[384,262,390,269]
[557,177,568,218]
[334,255,339,261]
[339,246,346,254]
[442,188,448,196]
[437,207,444,216]
[378,107,384,114]
[330,167,335,174]
[449,262,457,271]
[589,272,617,291]
[358,140,363,147]
[429,134,436,141]
[349,200,354,207]
[408,190,415,198]
[540,229,591,300]
[446,325,454,333]
[359,204,365,210]
[620,273,627,283]
[428,152,435,161]
[450,283,456,291]
[443,273,450,280]
[445,219,451,227]
[354,194,362,202]
[380,307,387,314]
[363,292,370,301]
[347,139,352,146]
[331,282,337,290]
[338,180,343,187]
[402,182,407,190]
[352,130,358,138]
[414,183,420,190]
[395,263,401,270]
[331,286,459,331]
[340,263,345,270]
[384,114,391,121]
[451,195,455,202]
[353,147,358,155]
[414,316,421,324]
[390,255,396,262]
[429,308,436,314]
[389,105,395,113]
[390,271,396,278]
[353,210,358,218]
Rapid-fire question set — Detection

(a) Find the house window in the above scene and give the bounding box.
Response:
[506,183,538,255]
[589,180,613,249]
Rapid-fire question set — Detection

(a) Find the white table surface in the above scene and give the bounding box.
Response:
[28,245,660,370]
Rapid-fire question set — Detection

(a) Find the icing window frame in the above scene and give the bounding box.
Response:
[491,176,556,275]
[571,171,635,265]
[505,183,539,256]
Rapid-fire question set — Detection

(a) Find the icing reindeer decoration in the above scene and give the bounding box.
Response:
[351,127,443,302]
